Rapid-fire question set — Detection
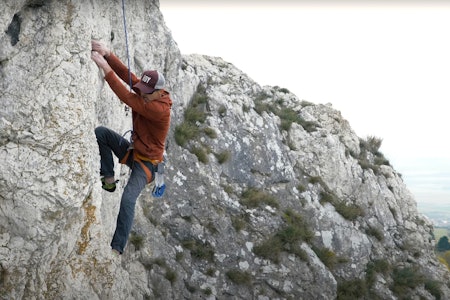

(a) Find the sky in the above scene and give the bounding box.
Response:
[159,0,450,214]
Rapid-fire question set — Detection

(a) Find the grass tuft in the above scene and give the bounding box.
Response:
[240,188,279,209]
[226,269,252,286]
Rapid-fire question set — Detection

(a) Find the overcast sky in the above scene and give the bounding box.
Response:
[160,1,450,210]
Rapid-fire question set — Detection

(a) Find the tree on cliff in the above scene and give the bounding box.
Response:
[436,236,450,252]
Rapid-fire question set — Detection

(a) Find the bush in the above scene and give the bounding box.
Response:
[175,83,208,148]
[174,123,199,147]
[335,202,365,221]
[360,136,382,154]
[218,105,227,116]
[226,269,252,286]
[309,176,322,184]
[337,279,368,300]
[165,268,177,285]
[214,150,231,164]
[253,209,312,263]
[365,259,390,287]
[253,236,283,263]
[391,267,425,296]
[240,188,279,209]
[231,215,246,232]
[203,127,217,138]
[366,226,384,242]
[191,146,209,163]
[425,280,442,300]
[182,239,215,262]
[129,232,144,251]
[282,209,314,243]
[320,191,364,221]
[313,246,339,269]
[253,93,317,132]
[278,107,302,131]
[192,84,208,105]
[436,236,450,252]
[184,106,206,124]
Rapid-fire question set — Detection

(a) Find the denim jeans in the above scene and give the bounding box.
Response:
[95,126,155,254]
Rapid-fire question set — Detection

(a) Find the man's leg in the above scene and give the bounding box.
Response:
[110,161,150,254]
[94,126,130,179]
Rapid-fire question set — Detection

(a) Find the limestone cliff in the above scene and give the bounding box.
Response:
[1,1,449,299]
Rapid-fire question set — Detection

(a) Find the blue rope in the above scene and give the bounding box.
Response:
[121,0,132,92]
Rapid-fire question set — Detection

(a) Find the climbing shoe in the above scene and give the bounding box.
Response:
[101,177,118,192]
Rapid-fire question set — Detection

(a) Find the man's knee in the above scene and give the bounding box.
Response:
[95,126,108,139]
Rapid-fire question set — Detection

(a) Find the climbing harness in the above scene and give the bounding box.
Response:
[121,0,131,114]
[120,149,154,184]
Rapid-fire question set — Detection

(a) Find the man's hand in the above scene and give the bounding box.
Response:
[91,40,110,57]
[91,51,112,75]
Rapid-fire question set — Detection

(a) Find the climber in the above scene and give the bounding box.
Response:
[91,40,172,255]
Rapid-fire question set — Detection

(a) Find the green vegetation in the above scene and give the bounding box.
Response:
[312,246,347,269]
[391,267,425,296]
[307,174,365,221]
[365,259,390,289]
[320,191,365,221]
[175,252,184,262]
[182,239,215,262]
[253,90,318,132]
[253,209,312,263]
[425,279,443,300]
[231,215,247,232]
[296,184,306,193]
[214,150,231,164]
[338,260,443,299]
[240,187,279,209]
[203,127,217,138]
[165,268,177,285]
[435,229,450,273]
[202,287,212,295]
[282,208,314,243]
[218,105,227,117]
[391,266,443,298]
[222,184,234,195]
[174,122,199,147]
[174,84,217,164]
[355,136,391,174]
[0,264,8,289]
[191,146,209,163]
[129,232,145,251]
[438,251,450,270]
[337,279,367,300]
[308,176,322,184]
[436,236,450,252]
[434,227,450,242]
[226,269,252,286]
[336,260,443,299]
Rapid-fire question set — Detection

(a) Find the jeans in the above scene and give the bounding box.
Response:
[95,126,155,254]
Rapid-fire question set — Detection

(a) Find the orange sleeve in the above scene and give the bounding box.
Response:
[105,53,139,87]
[104,71,171,120]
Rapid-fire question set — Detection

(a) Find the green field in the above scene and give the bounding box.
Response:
[434,227,450,241]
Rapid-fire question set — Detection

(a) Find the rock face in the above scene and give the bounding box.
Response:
[1,1,449,299]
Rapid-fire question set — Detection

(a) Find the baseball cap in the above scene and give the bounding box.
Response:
[133,70,165,94]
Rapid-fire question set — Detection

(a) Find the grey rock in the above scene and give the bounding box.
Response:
[1,1,448,299]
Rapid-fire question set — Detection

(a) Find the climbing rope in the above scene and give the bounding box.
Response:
[121,0,131,114]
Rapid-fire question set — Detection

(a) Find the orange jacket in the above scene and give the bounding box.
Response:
[104,53,172,162]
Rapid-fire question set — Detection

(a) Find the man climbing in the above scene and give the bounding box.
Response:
[91,40,172,255]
